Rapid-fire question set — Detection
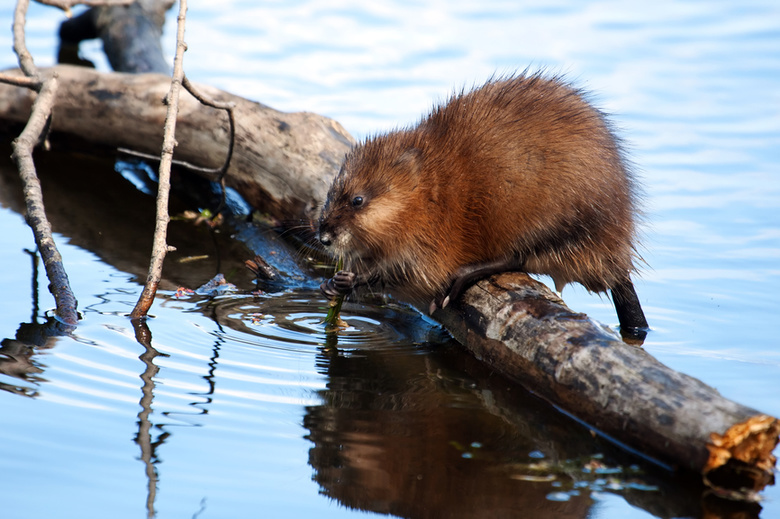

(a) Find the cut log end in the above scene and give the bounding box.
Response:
[705,414,779,494]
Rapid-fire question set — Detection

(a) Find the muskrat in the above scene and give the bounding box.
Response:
[318,72,648,333]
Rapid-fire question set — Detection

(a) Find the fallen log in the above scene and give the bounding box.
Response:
[433,272,779,495]
[0,65,354,224]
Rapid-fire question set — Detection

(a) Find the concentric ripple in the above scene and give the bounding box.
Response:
[200,289,446,356]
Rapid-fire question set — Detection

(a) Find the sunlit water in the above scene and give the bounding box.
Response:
[1,1,779,518]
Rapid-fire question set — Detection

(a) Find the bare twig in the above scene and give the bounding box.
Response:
[129,0,188,319]
[0,71,42,89]
[116,147,225,174]
[13,0,39,80]
[181,76,236,215]
[10,0,79,326]
[11,77,80,326]
[180,75,236,180]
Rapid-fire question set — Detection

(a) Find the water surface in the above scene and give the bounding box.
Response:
[0,1,778,518]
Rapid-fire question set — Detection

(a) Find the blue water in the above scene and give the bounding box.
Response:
[1,1,779,518]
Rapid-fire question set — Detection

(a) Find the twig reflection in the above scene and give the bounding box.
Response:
[0,248,74,396]
[131,318,169,519]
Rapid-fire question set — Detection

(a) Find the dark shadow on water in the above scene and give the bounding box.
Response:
[297,323,763,518]
[301,337,707,519]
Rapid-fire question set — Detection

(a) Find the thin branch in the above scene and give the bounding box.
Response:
[11,74,79,326]
[117,76,237,216]
[117,146,227,176]
[0,71,42,89]
[130,0,188,319]
[118,79,237,181]
[181,75,236,182]
[181,76,236,215]
[10,0,79,326]
[181,75,236,111]
[13,0,39,80]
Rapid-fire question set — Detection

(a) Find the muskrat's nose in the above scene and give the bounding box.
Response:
[319,231,333,247]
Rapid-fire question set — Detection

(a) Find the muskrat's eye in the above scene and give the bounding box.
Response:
[351,196,364,208]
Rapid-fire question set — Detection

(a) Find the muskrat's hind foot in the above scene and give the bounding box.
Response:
[320,270,356,298]
[610,278,649,343]
[431,257,524,313]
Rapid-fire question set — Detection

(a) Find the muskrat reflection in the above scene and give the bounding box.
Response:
[303,342,697,519]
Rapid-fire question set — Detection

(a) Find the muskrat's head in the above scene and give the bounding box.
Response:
[318,134,424,272]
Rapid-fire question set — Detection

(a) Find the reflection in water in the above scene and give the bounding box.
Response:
[128,299,229,518]
[132,319,167,519]
[0,317,61,396]
[301,331,760,519]
[0,248,75,396]
[129,312,227,518]
[303,343,588,518]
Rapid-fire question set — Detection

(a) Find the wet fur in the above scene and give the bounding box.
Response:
[318,72,646,328]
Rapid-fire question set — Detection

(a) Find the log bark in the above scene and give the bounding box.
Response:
[0,65,354,224]
[432,272,779,495]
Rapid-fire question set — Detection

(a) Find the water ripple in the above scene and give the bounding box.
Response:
[204,290,444,355]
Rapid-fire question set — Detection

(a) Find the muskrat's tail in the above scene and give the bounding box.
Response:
[611,278,649,342]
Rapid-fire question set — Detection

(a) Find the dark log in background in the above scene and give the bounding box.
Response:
[58,0,173,74]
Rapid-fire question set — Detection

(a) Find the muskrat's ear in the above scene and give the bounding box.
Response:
[392,147,424,176]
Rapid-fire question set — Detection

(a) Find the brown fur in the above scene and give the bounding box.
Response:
[318,72,644,323]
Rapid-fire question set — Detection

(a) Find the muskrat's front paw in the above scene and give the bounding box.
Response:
[320,270,356,298]
[332,270,356,292]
